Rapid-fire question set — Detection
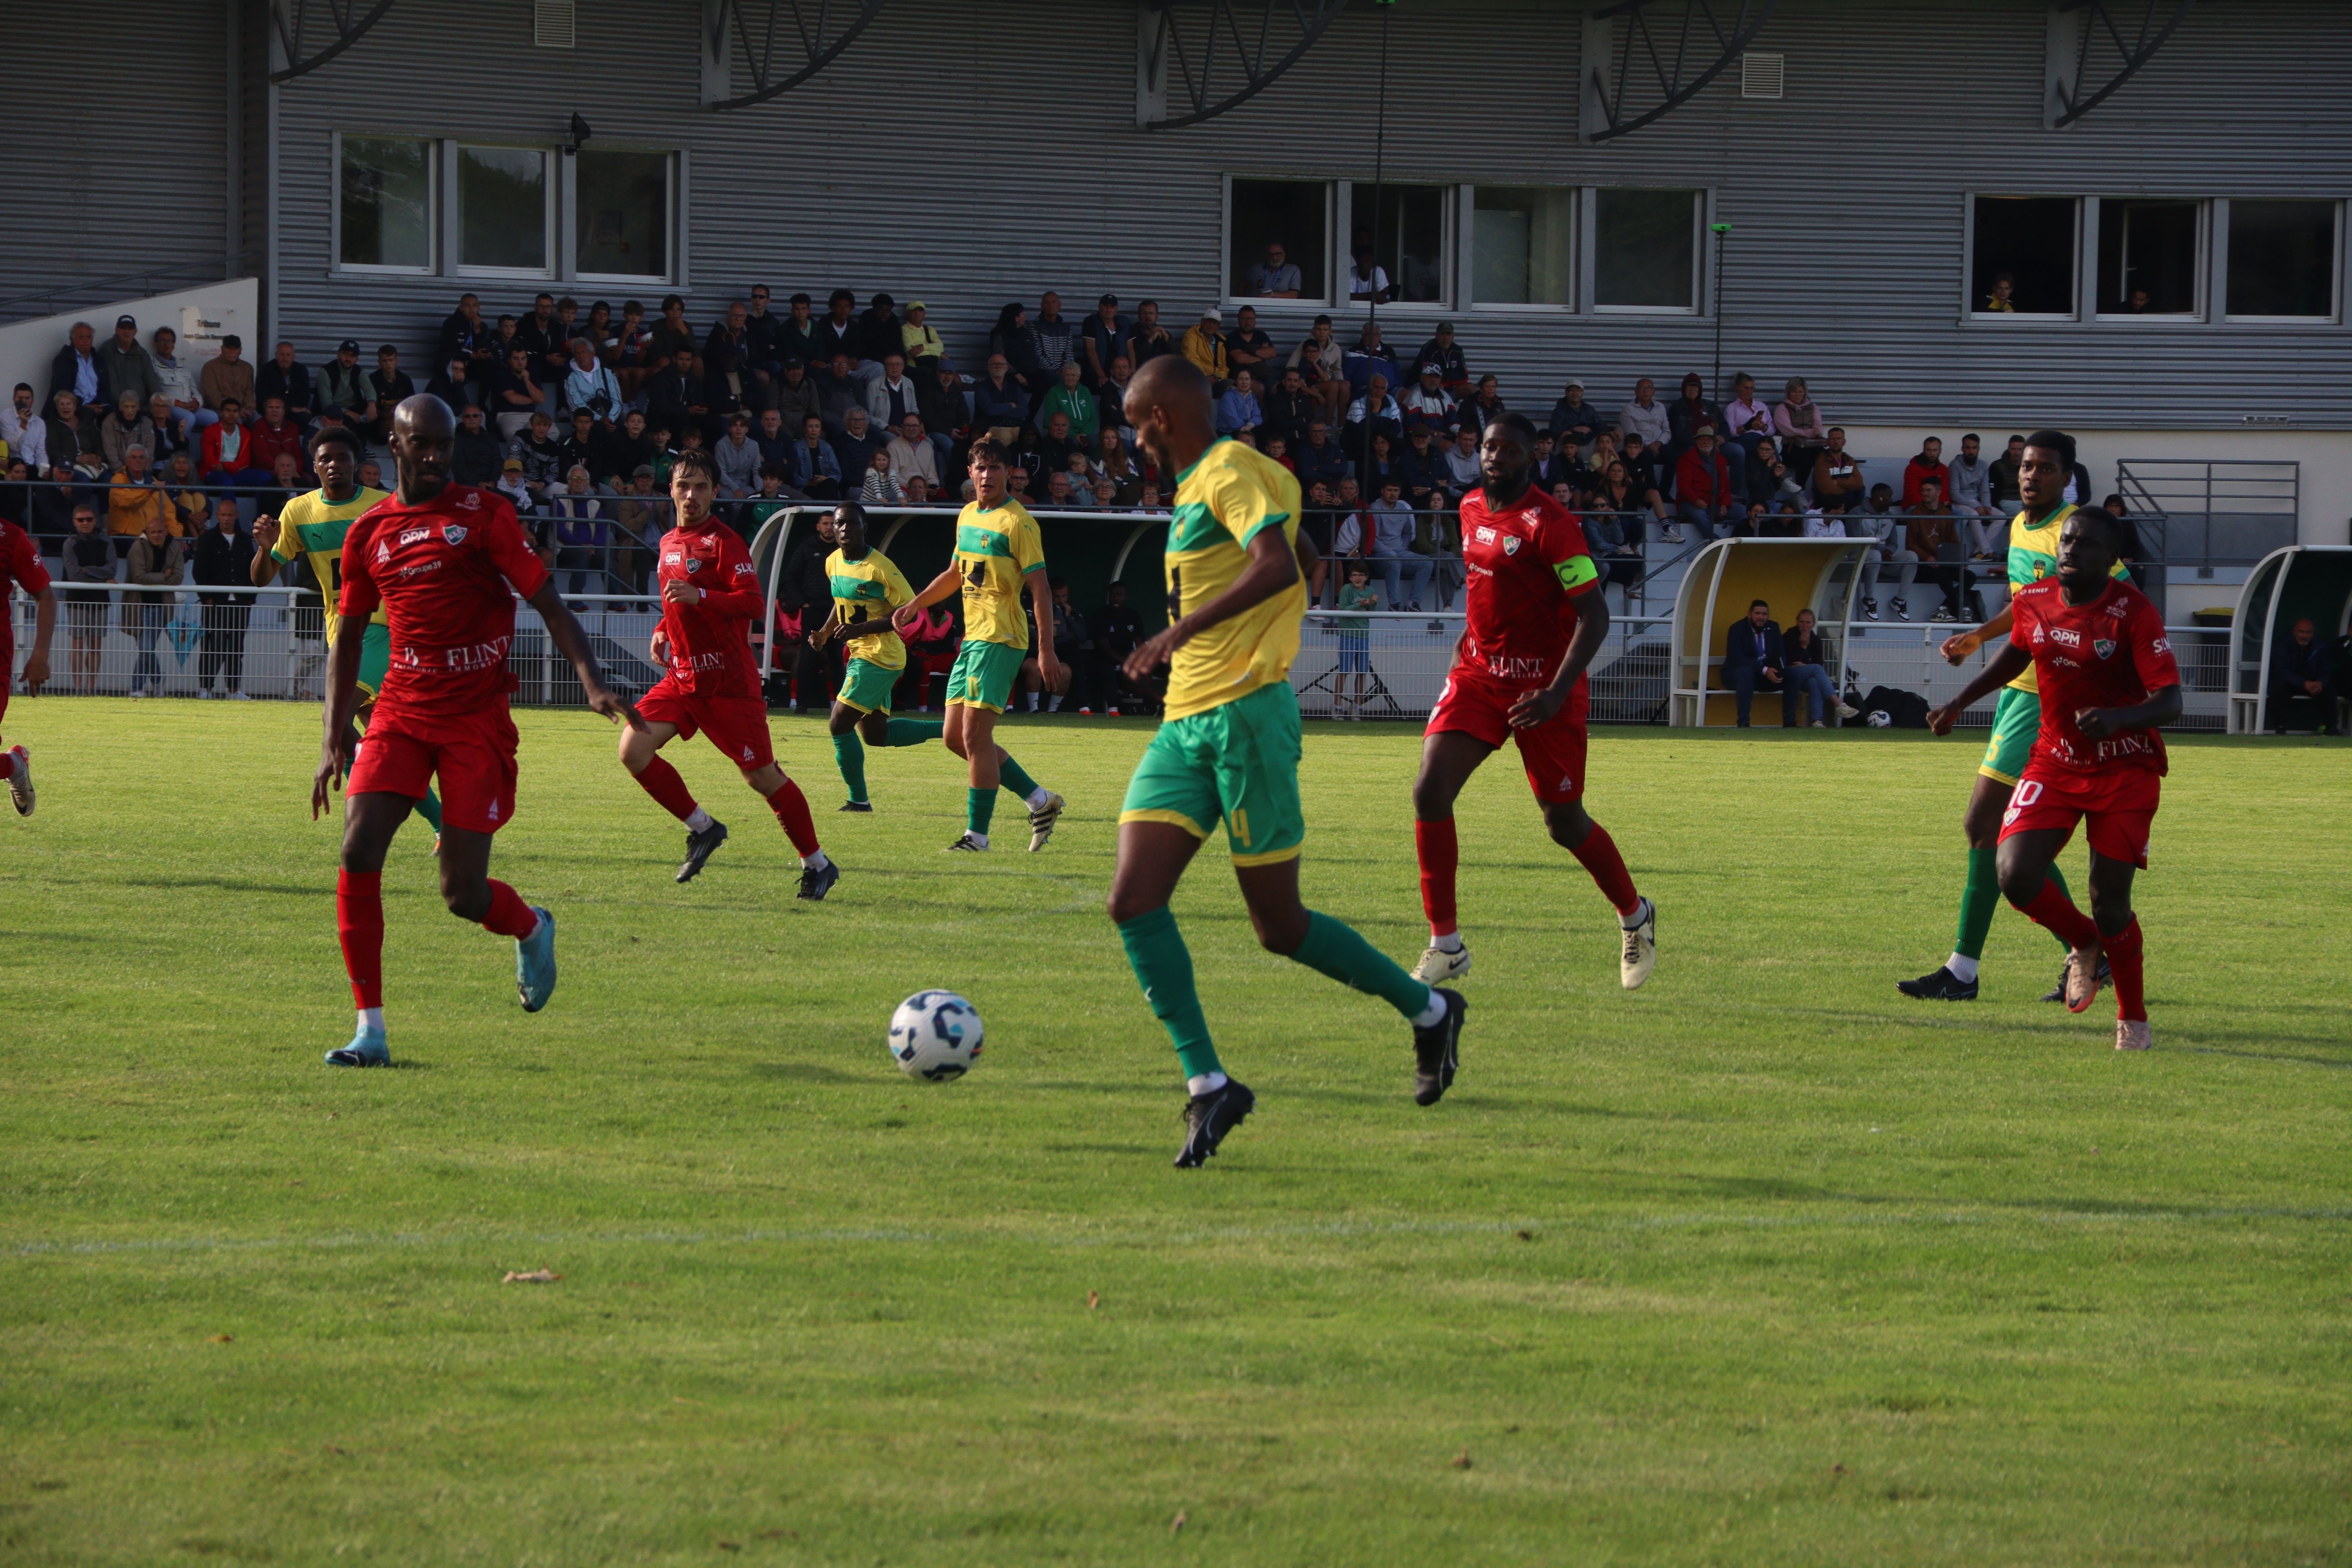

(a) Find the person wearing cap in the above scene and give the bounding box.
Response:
[1224,304,1277,378]
[1246,240,1303,299]
[199,334,254,421]
[317,340,377,433]
[1402,363,1456,432]
[1548,379,1601,448]
[849,294,903,392]
[367,346,416,445]
[1412,322,1468,392]
[494,454,535,517]
[771,356,820,434]
[1081,294,1130,383]
[1181,308,1230,388]
[95,315,162,414]
[1672,425,1737,542]
[1663,372,1722,474]
[900,302,946,374]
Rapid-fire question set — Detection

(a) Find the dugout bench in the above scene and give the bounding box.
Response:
[1669,538,1877,728]
[2227,545,2352,735]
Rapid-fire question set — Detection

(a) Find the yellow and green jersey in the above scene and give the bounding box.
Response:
[825,545,915,670]
[271,486,392,642]
[2002,501,2130,692]
[953,496,1045,647]
[1162,438,1304,722]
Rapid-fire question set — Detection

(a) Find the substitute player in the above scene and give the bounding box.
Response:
[1110,356,1466,1168]
[314,394,633,1068]
[255,425,445,843]
[1898,429,2123,1004]
[890,442,1066,852]
[619,452,838,898]
[1928,507,2179,1050]
[0,509,56,815]
[806,501,944,810]
[1409,413,1655,990]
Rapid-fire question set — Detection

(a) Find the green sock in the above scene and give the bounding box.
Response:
[883,717,943,746]
[413,789,444,834]
[997,752,1041,802]
[832,732,867,803]
[1289,910,1432,1020]
[2043,863,2075,949]
[967,787,996,836]
[1118,906,1219,1078]
[1954,845,1999,961]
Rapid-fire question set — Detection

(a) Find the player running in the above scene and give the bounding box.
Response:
[1408,412,1655,990]
[1898,429,2124,1004]
[1928,507,2180,1051]
[1110,356,1466,1168]
[0,509,57,815]
[806,501,944,811]
[890,442,1066,852]
[255,425,446,844]
[314,394,632,1068]
[619,452,838,897]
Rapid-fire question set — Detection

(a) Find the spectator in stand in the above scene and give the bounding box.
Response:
[160,452,208,534]
[705,300,754,394]
[1129,299,1176,366]
[829,405,885,485]
[108,444,173,547]
[1590,459,1647,556]
[749,406,795,478]
[741,285,785,381]
[142,393,190,467]
[1983,272,2018,312]
[252,404,306,482]
[559,408,608,488]
[810,289,858,368]
[1772,377,1826,485]
[1442,423,1483,495]
[1988,433,2027,517]
[786,413,843,499]
[1088,580,1147,711]
[1548,379,1601,448]
[1456,374,1507,436]
[512,410,564,508]
[1721,598,1791,727]
[1673,426,1737,541]
[811,351,864,437]
[1360,474,1431,610]
[1722,373,1773,465]
[1743,438,1803,515]
[4,384,48,473]
[1343,321,1401,398]
[1346,234,1391,302]
[255,340,313,428]
[1359,431,1399,495]
[1399,422,1450,512]
[775,292,821,371]
[1262,365,1319,450]
[967,352,1025,448]
[1288,314,1347,420]
[196,334,253,424]
[124,512,184,697]
[1247,240,1304,298]
[199,397,258,485]
[1214,368,1264,441]
[317,339,375,432]
[437,292,492,369]
[1664,373,1722,472]
[897,300,945,375]
[1080,294,1130,383]
[48,390,97,471]
[564,337,620,423]
[612,466,667,581]
[1619,431,1671,537]
[1224,305,1277,381]
[98,315,161,414]
[2268,617,2339,733]
[1782,607,1855,726]
[100,391,156,474]
[366,345,416,443]
[645,293,698,377]
[1038,359,1100,446]
[447,403,503,486]
[916,363,967,467]
[59,500,111,692]
[1944,432,2002,556]
[547,467,610,594]
[609,299,656,397]
[50,321,104,411]
[1344,373,1403,449]
[887,414,942,495]
[865,350,922,437]
[1402,364,1457,433]
[1811,426,1866,515]
[1024,292,1075,393]
[492,344,543,439]
[703,341,758,433]
[493,454,534,519]
[1181,308,1231,388]
[1904,476,1973,621]
[1529,430,1577,496]
[770,357,820,435]
[191,495,253,698]
[1413,322,1468,392]
[604,409,657,485]
[1849,482,1915,621]
[715,412,763,501]
[1900,435,1949,509]
[1296,420,1353,491]
[1616,376,1669,451]
[1029,411,1083,478]
[426,353,482,415]
[149,326,204,437]
[1413,491,1464,610]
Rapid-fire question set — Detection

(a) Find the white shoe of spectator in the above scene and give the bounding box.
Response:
[1891,596,1910,620]
[1835,700,1859,720]
[231,692,253,700]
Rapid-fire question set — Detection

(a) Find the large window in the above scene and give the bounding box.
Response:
[1229,178,1328,302]
[2097,199,2203,316]
[1355,184,1448,303]
[1472,186,1573,307]
[337,135,434,271]
[576,149,672,281]
[1593,188,1699,311]
[2228,199,2339,319]
[458,144,552,274]
[1971,196,2076,316]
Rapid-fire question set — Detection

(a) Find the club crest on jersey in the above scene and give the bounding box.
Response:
[685,556,704,573]
[2093,638,2116,660]
[1502,535,1521,555]
[441,524,468,546]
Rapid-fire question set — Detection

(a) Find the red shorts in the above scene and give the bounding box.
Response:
[349,709,520,835]
[638,676,774,772]
[1427,668,1590,805]
[1999,764,2161,869]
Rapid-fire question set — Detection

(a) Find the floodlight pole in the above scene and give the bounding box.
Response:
[1359,0,1393,506]
[1710,221,1731,399]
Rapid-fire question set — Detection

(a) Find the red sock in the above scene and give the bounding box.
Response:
[1570,822,1643,916]
[2012,875,2099,949]
[766,777,819,856]
[336,869,384,1010]
[1415,817,1459,936]
[480,879,540,939]
[2106,917,2146,1021]
[632,755,699,822]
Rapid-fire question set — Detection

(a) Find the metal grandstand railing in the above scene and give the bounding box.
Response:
[2114,459,2300,573]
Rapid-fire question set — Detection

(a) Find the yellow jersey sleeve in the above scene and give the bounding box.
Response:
[1160,441,1305,721]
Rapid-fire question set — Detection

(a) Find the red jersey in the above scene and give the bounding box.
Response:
[2010,574,2180,777]
[337,485,549,725]
[0,521,52,663]
[1454,485,1602,687]
[655,519,764,699]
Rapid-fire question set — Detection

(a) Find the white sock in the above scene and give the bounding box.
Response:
[1411,989,1448,1028]
[1432,930,1464,953]
[358,1007,383,1034]
[1026,786,1051,810]
[1621,897,1652,931]
[1048,694,1063,711]
[684,806,713,832]
[966,831,989,848]
[1946,953,1979,983]
[1186,1071,1228,1097]
[802,850,829,871]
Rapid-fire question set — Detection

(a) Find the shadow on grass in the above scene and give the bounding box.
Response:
[751,1062,858,1083]
[2176,1045,2352,1071]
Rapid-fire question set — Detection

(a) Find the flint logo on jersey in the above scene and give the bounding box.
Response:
[1483,654,1549,680]
[2093,638,2117,660]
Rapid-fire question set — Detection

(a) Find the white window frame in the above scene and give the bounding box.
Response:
[1586,185,1705,316]
[453,142,557,281]
[1962,192,2082,322]
[329,130,438,277]
[1464,183,1579,315]
[2219,196,2346,325]
[567,146,681,287]
[1223,173,1339,310]
[2090,195,2209,323]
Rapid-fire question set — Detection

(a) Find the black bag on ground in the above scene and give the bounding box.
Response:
[1860,685,1932,728]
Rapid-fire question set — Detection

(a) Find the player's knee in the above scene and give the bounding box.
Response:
[1104,885,1158,926]
[439,876,489,921]
[1545,804,1592,848]
[1995,855,2041,906]
[744,764,784,794]
[1247,905,1308,955]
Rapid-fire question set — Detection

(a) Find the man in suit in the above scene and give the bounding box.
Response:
[2268,617,2339,734]
[1722,598,1794,727]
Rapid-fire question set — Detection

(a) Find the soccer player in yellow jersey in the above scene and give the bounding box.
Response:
[251,425,443,839]
[806,501,945,809]
[1110,357,1465,1169]
[892,441,1066,852]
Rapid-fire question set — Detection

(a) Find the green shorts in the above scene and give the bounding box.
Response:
[1979,685,2041,786]
[356,621,393,703]
[838,656,901,715]
[946,637,1025,713]
[1119,681,1306,867]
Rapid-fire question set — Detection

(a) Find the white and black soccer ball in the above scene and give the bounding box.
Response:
[888,991,985,1081]
[1865,709,1894,728]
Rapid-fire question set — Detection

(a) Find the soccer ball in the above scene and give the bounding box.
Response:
[1866,709,1894,728]
[888,991,985,1081]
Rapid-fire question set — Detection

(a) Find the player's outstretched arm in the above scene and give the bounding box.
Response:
[1124,525,1297,681]
[893,566,962,630]
[1509,584,1610,729]
[1929,640,2033,735]
[2077,683,2182,741]
[313,615,371,819]
[1943,605,2010,666]
[526,581,639,729]
[20,587,56,694]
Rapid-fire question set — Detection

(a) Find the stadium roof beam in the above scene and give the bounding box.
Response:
[2045,0,2198,128]
[1136,0,1354,131]
[1578,0,1779,144]
[700,0,890,111]
[267,0,398,82]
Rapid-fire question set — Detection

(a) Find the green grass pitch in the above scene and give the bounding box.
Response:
[2,699,2348,1565]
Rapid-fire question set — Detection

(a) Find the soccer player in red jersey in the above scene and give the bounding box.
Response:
[0,512,57,816]
[1409,412,1657,990]
[619,451,837,897]
[313,395,633,1067]
[1929,507,2182,1050]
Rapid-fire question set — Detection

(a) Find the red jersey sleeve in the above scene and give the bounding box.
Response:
[337,513,383,618]
[699,529,766,619]
[1540,504,1601,597]
[2130,594,2181,692]
[4,526,51,596]
[481,494,552,600]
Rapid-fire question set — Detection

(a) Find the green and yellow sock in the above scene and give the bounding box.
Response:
[833,732,868,803]
[884,718,943,746]
[1289,910,1433,1020]
[997,752,1041,803]
[1954,845,1998,962]
[967,787,996,836]
[1119,906,1219,1079]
